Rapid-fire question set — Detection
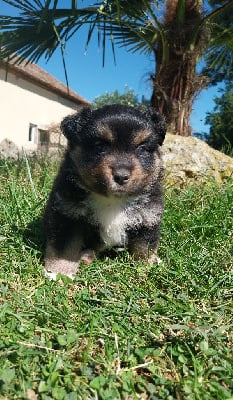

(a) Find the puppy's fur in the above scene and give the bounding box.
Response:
[43,105,166,279]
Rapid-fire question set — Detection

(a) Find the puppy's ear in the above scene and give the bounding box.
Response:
[61,107,92,142]
[148,108,167,146]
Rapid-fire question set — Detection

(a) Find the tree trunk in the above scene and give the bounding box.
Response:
[151,0,206,136]
[151,51,201,136]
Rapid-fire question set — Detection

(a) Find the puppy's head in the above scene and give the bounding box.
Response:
[61,105,166,196]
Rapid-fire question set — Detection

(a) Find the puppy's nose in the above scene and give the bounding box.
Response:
[113,169,130,185]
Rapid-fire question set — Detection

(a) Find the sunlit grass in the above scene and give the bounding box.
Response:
[0,157,232,399]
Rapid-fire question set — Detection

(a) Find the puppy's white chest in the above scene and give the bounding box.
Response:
[89,195,128,248]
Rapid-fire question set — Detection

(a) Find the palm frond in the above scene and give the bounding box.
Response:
[204,24,233,79]
[0,0,163,64]
[0,5,103,63]
[202,0,233,84]
[103,21,158,55]
[0,0,44,12]
[0,14,60,63]
[94,1,165,56]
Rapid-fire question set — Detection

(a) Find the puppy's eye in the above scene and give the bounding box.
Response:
[93,140,110,153]
[94,140,103,148]
[136,144,148,155]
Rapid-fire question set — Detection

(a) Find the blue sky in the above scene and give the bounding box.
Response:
[1,0,221,135]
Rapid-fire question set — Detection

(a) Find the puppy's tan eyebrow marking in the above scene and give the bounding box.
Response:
[133,130,151,146]
[97,123,114,142]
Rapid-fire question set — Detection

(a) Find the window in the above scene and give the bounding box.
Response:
[38,129,49,145]
[28,123,37,143]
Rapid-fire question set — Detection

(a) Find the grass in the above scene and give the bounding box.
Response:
[0,156,232,400]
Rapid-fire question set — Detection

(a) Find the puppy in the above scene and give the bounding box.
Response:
[43,104,166,279]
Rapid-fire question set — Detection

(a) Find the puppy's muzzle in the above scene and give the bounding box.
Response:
[112,167,131,185]
[110,156,133,186]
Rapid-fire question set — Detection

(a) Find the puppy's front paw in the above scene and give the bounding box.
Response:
[44,258,78,280]
[43,250,95,281]
[42,268,75,281]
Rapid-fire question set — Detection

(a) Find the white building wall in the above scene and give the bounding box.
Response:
[0,69,81,150]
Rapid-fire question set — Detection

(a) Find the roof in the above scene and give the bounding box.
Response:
[0,57,90,106]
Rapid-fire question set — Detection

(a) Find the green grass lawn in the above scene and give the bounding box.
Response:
[0,157,232,400]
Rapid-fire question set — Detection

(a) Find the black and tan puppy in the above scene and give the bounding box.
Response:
[43,105,166,279]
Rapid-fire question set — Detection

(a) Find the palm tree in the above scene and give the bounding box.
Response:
[1,0,233,135]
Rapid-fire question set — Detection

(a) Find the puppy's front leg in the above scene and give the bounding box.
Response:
[128,226,162,265]
[43,236,84,280]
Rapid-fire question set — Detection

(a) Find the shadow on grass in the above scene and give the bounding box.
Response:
[22,216,45,261]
